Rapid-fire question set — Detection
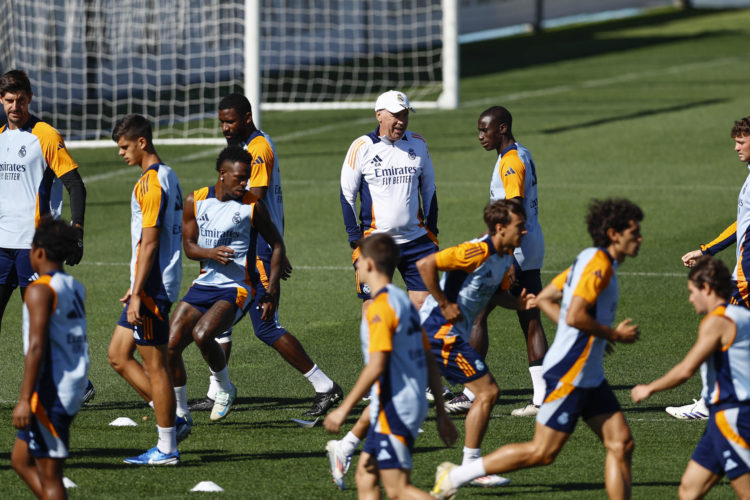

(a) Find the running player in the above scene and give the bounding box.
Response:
[187,94,341,417]
[168,146,285,423]
[323,233,457,499]
[0,69,86,333]
[109,115,185,465]
[669,117,750,421]
[448,106,547,417]
[432,198,643,500]
[11,218,89,498]
[419,198,529,488]
[632,256,750,499]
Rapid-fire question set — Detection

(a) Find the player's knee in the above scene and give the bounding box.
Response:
[678,480,698,500]
[605,433,634,461]
[107,345,128,373]
[192,326,214,350]
[475,381,499,406]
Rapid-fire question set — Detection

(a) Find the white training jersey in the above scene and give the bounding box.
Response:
[0,117,77,249]
[340,128,438,245]
[191,186,256,290]
[542,247,619,388]
[489,142,544,270]
[701,303,750,409]
[22,271,89,415]
[130,163,183,303]
[362,283,430,438]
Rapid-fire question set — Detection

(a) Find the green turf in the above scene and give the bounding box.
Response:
[1,5,749,498]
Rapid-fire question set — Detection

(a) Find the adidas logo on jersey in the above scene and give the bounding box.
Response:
[253,157,264,165]
[371,155,383,167]
[198,213,210,223]
[504,167,516,176]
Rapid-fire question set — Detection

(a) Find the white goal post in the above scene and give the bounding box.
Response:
[0,0,459,146]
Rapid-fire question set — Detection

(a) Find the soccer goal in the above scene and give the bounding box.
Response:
[0,0,458,146]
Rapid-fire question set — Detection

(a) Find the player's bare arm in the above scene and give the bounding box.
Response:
[566,295,640,343]
[535,281,564,323]
[182,192,235,264]
[12,283,53,430]
[252,199,286,320]
[416,253,461,323]
[631,315,728,403]
[127,226,160,326]
[324,350,388,434]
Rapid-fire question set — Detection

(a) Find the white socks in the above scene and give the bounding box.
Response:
[463,387,476,402]
[450,459,486,488]
[339,431,362,457]
[304,364,334,393]
[207,374,219,400]
[210,366,232,392]
[529,365,546,406]
[157,425,177,454]
[462,446,481,465]
[174,386,189,417]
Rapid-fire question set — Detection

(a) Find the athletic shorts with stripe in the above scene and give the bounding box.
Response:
[692,405,750,480]
[0,248,34,289]
[117,294,172,346]
[362,429,416,471]
[536,377,621,434]
[17,392,75,459]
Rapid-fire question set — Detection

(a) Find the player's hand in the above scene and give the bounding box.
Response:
[517,289,535,310]
[12,400,31,429]
[630,384,652,403]
[119,289,132,305]
[281,256,293,280]
[681,250,703,268]
[439,302,462,323]
[323,407,347,434]
[127,293,143,326]
[613,318,640,343]
[210,246,235,265]
[437,413,458,447]
[65,225,84,266]
[257,293,278,321]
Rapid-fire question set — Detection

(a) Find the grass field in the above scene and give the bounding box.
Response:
[1,5,750,498]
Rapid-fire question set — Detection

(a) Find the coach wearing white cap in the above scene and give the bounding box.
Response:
[331,90,439,477]
[340,89,438,313]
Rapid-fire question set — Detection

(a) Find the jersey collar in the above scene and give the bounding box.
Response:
[242,129,264,148]
[499,142,518,157]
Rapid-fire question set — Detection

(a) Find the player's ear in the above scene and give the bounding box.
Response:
[137,136,148,151]
[606,227,619,245]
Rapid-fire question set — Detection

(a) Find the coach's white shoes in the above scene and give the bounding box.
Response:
[665,398,708,420]
[432,462,458,500]
[210,383,237,422]
[326,439,351,490]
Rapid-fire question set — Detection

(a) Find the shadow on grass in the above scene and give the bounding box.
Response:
[539,98,729,134]
[467,479,680,496]
[462,9,740,78]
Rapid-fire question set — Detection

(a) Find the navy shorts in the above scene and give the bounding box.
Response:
[426,325,489,385]
[362,429,415,471]
[353,234,438,300]
[536,378,621,433]
[246,257,287,345]
[117,295,172,346]
[692,406,750,480]
[0,248,34,289]
[180,283,251,327]
[17,393,74,459]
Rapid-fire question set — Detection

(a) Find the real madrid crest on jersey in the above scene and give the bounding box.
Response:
[408,148,416,160]
[18,145,26,158]
[232,212,241,224]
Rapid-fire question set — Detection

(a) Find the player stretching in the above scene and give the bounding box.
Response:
[669,117,750,421]
[110,115,185,465]
[323,233,457,499]
[11,218,89,498]
[633,256,750,499]
[187,94,341,418]
[432,198,643,500]
[447,106,548,418]
[168,146,285,423]
[420,198,530,488]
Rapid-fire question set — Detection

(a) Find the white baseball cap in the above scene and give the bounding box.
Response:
[374,90,415,114]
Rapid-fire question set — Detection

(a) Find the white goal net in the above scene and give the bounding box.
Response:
[0,0,457,144]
